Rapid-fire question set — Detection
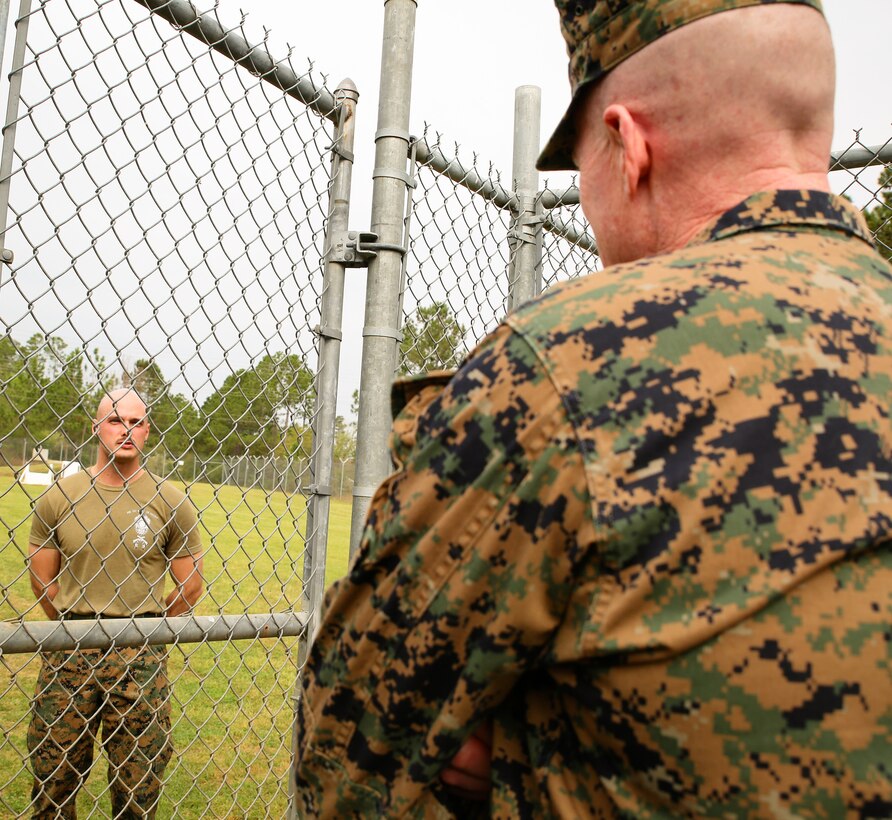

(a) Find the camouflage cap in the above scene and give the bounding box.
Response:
[537,0,825,172]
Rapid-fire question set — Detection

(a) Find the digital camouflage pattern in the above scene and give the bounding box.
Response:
[537,0,824,170]
[295,189,892,818]
[28,645,172,819]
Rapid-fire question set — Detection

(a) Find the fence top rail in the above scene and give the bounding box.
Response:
[830,141,892,172]
[544,212,598,255]
[0,612,308,654]
[134,0,340,124]
[413,136,516,211]
[538,185,580,210]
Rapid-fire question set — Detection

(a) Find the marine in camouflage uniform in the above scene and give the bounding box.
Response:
[27,390,202,819]
[295,2,892,817]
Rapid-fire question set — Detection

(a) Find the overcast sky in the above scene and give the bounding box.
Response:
[216,0,890,189]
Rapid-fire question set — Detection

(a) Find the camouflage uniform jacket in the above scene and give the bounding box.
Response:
[296,190,892,818]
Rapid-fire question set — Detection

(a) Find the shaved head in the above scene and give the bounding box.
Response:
[95,388,148,422]
[573,4,835,264]
[590,4,833,163]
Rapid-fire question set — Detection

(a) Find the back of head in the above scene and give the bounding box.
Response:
[539,0,835,179]
[589,4,835,189]
[552,2,836,262]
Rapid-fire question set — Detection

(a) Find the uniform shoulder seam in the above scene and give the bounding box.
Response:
[502,321,605,541]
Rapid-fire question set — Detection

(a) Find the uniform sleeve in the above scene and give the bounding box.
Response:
[295,324,597,816]
[164,492,202,559]
[29,487,59,549]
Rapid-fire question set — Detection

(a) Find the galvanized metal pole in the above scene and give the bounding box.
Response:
[413,138,514,207]
[0,0,13,78]
[348,0,417,558]
[0,0,32,269]
[288,78,359,818]
[0,612,306,653]
[300,78,358,652]
[507,85,543,312]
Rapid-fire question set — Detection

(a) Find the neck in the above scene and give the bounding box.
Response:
[658,167,831,255]
[91,457,143,486]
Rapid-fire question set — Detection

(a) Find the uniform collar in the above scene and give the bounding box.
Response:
[391,370,456,418]
[689,189,876,248]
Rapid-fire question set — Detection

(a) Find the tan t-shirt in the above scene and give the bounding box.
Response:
[30,470,202,616]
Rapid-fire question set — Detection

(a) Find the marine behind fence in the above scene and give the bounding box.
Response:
[26,388,204,819]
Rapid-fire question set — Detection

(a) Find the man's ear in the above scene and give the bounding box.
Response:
[602,104,651,196]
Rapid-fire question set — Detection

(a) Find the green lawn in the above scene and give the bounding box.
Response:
[0,475,353,819]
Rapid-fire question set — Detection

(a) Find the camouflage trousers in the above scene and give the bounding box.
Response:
[27,645,172,820]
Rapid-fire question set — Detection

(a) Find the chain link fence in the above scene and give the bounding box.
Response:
[0,0,343,816]
[830,135,892,259]
[401,130,514,370]
[401,138,603,375]
[0,0,889,816]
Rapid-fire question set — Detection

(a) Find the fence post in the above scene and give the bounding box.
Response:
[0,0,32,270]
[0,1,12,73]
[348,0,418,558]
[507,85,543,313]
[298,77,359,646]
[289,77,359,817]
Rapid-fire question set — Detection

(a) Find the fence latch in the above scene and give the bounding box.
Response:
[328,230,379,267]
[328,230,408,267]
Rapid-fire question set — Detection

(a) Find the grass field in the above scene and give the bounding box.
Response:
[0,474,353,818]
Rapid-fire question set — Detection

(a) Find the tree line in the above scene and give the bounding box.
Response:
[0,334,320,462]
[0,301,469,466]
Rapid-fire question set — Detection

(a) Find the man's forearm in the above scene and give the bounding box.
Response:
[31,579,59,619]
[166,555,204,616]
[28,545,61,619]
[164,578,203,615]
[164,587,198,618]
